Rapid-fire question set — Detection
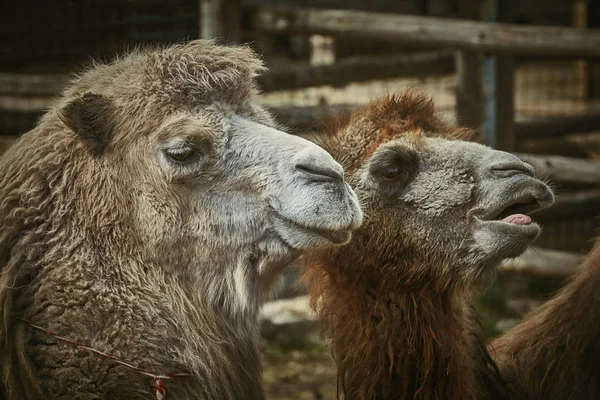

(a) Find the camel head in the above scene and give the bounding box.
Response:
[1,41,362,318]
[316,93,553,288]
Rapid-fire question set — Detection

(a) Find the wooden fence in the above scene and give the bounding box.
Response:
[1,3,599,276]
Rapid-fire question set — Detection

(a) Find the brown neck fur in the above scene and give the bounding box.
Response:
[490,238,600,400]
[304,224,507,400]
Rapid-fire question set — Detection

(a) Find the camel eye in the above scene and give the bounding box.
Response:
[380,165,402,180]
[166,148,194,162]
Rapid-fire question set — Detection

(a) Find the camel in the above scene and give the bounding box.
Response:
[302,92,554,400]
[489,236,600,400]
[0,40,363,399]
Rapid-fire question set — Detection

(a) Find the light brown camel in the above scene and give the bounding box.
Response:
[303,92,554,400]
[489,236,600,400]
[0,40,362,399]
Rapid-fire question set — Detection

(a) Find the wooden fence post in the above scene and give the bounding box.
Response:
[455,0,483,131]
[483,0,515,151]
[199,0,222,39]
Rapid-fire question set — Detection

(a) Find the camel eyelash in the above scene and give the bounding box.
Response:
[162,142,205,169]
[370,148,418,183]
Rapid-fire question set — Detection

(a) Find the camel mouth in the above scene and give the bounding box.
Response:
[474,185,554,230]
[482,196,544,224]
[271,213,353,248]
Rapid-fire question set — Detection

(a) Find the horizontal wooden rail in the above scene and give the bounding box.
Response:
[518,132,600,158]
[252,7,600,58]
[517,153,600,187]
[269,104,355,130]
[0,73,70,96]
[515,113,600,140]
[0,52,453,96]
[535,189,600,221]
[501,247,584,277]
[259,52,454,92]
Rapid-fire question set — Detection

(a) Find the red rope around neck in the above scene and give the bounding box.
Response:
[21,319,192,399]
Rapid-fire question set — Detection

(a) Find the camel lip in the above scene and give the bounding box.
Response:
[481,197,542,221]
[472,186,554,223]
[271,212,353,246]
[474,217,542,238]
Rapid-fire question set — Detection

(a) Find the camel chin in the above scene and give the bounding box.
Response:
[271,214,354,249]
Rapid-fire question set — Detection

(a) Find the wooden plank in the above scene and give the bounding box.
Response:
[455,52,483,130]
[0,136,18,156]
[0,52,454,97]
[517,153,600,187]
[495,57,515,151]
[455,0,483,131]
[223,0,242,43]
[535,189,600,221]
[259,52,454,92]
[574,0,589,99]
[501,247,585,277]
[269,104,356,130]
[0,73,70,96]
[484,56,515,150]
[251,8,600,57]
[515,113,600,139]
[518,131,600,158]
[199,0,223,39]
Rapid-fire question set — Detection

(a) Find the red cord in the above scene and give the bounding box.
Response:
[21,319,192,399]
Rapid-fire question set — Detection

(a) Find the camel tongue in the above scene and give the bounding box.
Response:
[502,214,532,225]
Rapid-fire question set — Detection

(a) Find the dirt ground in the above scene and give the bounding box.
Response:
[263,348,337,400]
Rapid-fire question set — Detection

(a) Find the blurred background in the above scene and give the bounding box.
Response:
[1,1,599,398]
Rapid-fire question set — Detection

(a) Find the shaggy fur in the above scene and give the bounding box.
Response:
[304,92,552,400]
[0,40,361,399]
[490,237,600,399]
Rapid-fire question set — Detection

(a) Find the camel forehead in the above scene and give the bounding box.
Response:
[421,137,490,164]
[375,136,489,164]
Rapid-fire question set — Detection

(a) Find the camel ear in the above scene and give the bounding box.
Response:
[59,93,115,156]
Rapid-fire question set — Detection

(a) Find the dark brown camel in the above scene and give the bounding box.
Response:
[303,92,554,400]
[490,236,600,400]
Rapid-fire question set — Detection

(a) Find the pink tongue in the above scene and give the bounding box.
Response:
[502,214,531,225]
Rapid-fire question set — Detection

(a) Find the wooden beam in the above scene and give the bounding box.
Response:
[0,73,70,96]
[252,7,600,57]
[518,131,600,158]
[259,52,454,92]
[0,52,454,97]
[535,189,600,221]
[0,135,18,156]
[574,0,589,99]
[517,153,600,187]
[501,247,585,278]
[515,113,600,140]
[455,53,483,130]
[484,56,515,150]
[199,0,223,39]
[269,104,355,130]
[222,0,242,43]
[455,0,483,131]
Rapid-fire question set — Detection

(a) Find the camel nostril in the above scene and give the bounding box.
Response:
[296,162,343,183]
[490,162,535,178]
